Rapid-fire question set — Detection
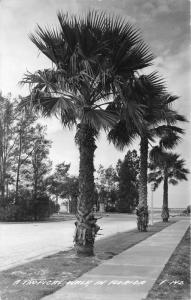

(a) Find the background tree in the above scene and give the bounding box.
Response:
[0,95,54,221]
[13,102,37,203]
[46,162,79,213]
[149,148,189,222]
[95,164,118,212]
[0,94,16,205]
[46,162,70,202]
[22,124,52,217]
[60,176,79,214]
[117,150,140,213]
[108,73,186,231]
[0,94,41,206]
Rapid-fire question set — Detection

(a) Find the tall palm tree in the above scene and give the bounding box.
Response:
[108,72,186,231]
[20,11,154,255]
[148,151,189,222]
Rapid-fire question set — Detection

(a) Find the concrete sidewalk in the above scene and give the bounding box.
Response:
[42,220,189,300]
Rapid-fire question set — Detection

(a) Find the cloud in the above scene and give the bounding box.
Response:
[154,48,190,105]
[106,0,189,57]
[129,0,188,18]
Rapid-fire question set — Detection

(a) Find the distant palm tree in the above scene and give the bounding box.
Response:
[20,11,154,255]
[148,150,189,222]
[108,72,186,231]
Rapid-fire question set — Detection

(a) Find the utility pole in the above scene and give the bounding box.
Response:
[150,183,155,225]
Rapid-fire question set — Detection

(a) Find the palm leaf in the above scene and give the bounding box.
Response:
[149,146,165,165]
[148,174,163,190]
[159,131,182,149]
[150,125,184,137]
[81,108,119,131]
[108,120,138,150]
[168,179,178,185]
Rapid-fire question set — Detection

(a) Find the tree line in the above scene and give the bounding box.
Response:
[0,94,52,220]
[0,95,141,221]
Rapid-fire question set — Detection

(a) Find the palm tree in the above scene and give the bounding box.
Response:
[20,11,154,255]
[148,151,189,222]
[108,72,186,231]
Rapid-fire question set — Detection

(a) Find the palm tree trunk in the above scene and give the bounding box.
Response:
[161,167,169,222]
[74,123,100,256]
[137,136,149,231]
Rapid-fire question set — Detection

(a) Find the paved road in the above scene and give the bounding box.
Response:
[0,214,137,271]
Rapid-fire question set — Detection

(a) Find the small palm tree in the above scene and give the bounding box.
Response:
[148,151,189,222]
[108,72,186,231]
[20,11,154,255]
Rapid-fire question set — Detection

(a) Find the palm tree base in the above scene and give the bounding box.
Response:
[74,215,100,257]
[136,206,149,232]
[162,218,169,222]
[75,244,94,256]
[161,207,169,223]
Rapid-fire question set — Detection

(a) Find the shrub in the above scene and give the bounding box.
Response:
[0,205,18,221]
[0,191,57,221]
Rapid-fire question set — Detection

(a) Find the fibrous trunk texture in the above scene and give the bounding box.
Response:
[74,123,100,256]
[162,168,169,222]
[137,136,149,231]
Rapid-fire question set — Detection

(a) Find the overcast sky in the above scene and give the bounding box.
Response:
[0,0,190,208]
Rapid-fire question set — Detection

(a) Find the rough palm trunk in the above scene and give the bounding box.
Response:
[161,166,169,222]
[137,136,149,231]
[74,123,100,256]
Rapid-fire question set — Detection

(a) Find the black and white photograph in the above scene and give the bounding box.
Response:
[0,0,190,299]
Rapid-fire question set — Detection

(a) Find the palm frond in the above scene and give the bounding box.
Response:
[164,94,179,104]
[150,125,184,137]
[148,170,163,180]
[108,120,138,150]
[81,108,119,132]
[21,10,158,137]
[138,71,166,97]
[159,131,182,150]
[147,173,163,190]
[20,69,80,127]
[168,178,178,185]
[149,146,165,165]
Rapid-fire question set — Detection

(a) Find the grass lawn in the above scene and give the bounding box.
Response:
[0,220,176,300]
[146,226,190,300]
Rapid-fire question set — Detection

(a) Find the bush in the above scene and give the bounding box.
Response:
[0,191,58,221]
[105,206,117,213]
[33,194,58,220]
[0,205,18,221]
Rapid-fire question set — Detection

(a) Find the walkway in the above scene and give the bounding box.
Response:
[42,220,189,300]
